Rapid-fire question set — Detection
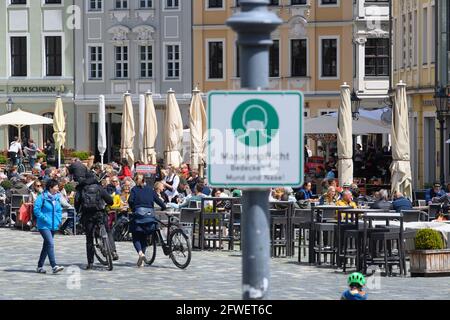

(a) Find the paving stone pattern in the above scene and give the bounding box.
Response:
[0,229,449,300]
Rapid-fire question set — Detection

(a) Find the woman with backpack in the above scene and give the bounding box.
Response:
[128,174,167,267]
[33,179,64,274]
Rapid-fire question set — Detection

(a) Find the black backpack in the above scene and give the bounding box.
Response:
[81,184,105,211]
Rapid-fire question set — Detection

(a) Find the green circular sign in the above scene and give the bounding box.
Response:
[232,99,279,147]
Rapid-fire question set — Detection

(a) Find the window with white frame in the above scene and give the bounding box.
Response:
[45,36,62,76]
[115,46,128,78]
[208,41,224,79]
[422,7,428,64]
[140,45,153,78]
[321,38,338,78]
[166,44,180,79]
[140,0,152,8]
[88,45,103,80]
[115,0,128,9]
[165,0,179,9]
[208,0,223,8]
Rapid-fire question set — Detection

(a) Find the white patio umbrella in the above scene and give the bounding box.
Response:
[53,95,66,168]
[143,91,158,165]
[337,83,353,186]
[98,95,107,169]
[120,92,135,166]
[189,87,207,174]
[139,94,145,162]
[164,89,183,168]
[304,113,391,135]
[390,81,413,199]
[0,108,53,138]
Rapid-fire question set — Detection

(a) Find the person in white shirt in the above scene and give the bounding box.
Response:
[8,137,22,166]
[162,166,180,202]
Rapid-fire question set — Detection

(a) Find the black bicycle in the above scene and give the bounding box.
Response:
[145,212,192,269]
[112,214,132,242]
[92,215,114,271]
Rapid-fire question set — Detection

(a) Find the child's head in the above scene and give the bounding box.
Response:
[347,272,366,290]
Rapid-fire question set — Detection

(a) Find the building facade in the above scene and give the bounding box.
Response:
[0,0,75,150]
[73,0,192,162]
[393,0,440,188]
[353,0,391,105]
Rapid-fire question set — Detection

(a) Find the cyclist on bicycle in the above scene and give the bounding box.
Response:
[128,174,166,267]
[75,172,117,270]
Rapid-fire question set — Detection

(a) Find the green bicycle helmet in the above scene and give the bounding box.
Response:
[347,272,366,287]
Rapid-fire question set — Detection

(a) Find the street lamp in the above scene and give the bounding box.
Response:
[5,97,13,113]
[351,89,361,120]
[434,85,450,185]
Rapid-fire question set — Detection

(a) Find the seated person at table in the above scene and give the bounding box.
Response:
[319,186,338,205]
[341,272,368,301]
[336,191,357,209]
[154,182,169,205]
[167,184,206,209]
[294,182,316,202]
[426,182,446,205]
[370,189,393,211]
[392,192,413,213]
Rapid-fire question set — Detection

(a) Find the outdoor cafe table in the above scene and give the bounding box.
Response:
[335,208,387,268]
[361,212,404,274]
[309,205,352,264]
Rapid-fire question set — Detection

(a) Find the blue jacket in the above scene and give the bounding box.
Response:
[425,188,446,203]
[128,185,166,212]
[295,188,313,201]
[392,197,413,213]
[341,289,368,300]
[33,191,63,231]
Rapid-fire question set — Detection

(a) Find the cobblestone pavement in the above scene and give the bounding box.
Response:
[0,228,449,300]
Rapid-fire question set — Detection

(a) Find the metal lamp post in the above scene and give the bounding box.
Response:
[6,97,13,113]
[351,90,361,120]
[226,0,282,300]
[435,86,449,186]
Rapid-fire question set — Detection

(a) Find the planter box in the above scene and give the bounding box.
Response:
[410,249,450,277]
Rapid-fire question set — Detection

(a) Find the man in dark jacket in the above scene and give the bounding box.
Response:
[392,192,413,213]
[370,189,393,211]
[68,158,89,183]
[75,172,116,269]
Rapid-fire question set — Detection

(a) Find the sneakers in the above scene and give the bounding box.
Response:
[112,252,119,261]
[137,253,145,268]
[52,266,64,274]
[85,263,94,270]
[36,267,46,274]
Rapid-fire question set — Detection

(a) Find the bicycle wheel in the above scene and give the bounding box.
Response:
[102,228,114,271]
[112,220,129,242]
[93,225,108,266]
[17,163,25,174]
[145,232,157,266]
[169,229,191,269]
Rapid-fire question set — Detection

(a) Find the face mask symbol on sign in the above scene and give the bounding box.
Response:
[232,99,280,148]
[242,104,269,141]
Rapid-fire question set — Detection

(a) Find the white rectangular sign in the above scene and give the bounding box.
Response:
[207,91,304,188]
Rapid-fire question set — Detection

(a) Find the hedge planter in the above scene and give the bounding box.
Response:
[410,249,450,277]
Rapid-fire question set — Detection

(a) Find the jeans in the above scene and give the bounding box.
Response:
[82,213,117,264]
[38,230,56,268]
[29,157,36,170]
[60,209,76,232]
[132,231,148,254]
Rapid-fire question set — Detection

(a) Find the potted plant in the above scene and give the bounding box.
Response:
[72,151,94,168]
[410,228,450,277]
[1,180,12,191]
[0,154,7,170]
